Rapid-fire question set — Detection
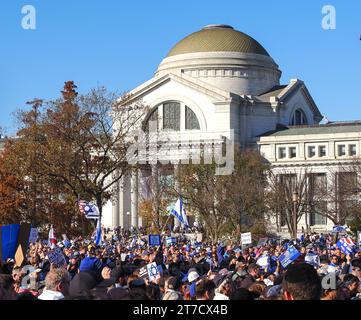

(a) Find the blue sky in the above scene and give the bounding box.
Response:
[0,0,360,135]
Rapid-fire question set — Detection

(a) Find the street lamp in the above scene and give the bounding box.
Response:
[126,211,130,230]
[292,191,299,239]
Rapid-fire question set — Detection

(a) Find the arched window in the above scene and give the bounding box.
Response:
[185,106,200,130]
[290,109,308,126]
[163,102,180,131]
[144,102,201,132]
[145,108,158,132]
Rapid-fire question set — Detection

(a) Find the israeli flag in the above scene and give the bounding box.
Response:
[95,219,102,246]
[171,197,189,228]
[166,237,177,246]
[333,225,346,233]
[83,202,100,219]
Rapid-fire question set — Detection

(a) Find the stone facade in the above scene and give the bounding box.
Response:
[103,25,354,236]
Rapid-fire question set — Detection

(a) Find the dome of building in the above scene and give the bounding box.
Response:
[156,25,281,96]
[166,24,270,58]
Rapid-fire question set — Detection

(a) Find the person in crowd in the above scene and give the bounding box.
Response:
[282,263,322,300]
[195,279,216,300]
[1,229,360,301]
[162,276,183,300]
[0,274,18,300]
[239,263,261,289]
[38,268,71,300]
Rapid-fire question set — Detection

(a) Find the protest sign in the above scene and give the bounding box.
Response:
[47,247,67,268]
[241,232,252,245]
[358,231,361,246]
[279,246,301,268]
[139,266,148,279]
[147,262,159,281]
[305,253,320,268]
[0,224,20,262]
[337,237,355,255]
[148,234,161,246]
[14,224,31,267]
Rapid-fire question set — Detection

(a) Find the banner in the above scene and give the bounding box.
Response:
[337,237,355,255]
[148,235,161,246]
[241,232,252,245]
[0,224,20,262]
[279,246,301,268]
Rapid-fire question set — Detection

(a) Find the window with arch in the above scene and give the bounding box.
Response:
[163,102,180,131]
[185,106,200,130]
[145,101,201,132]
[290,109,308,126]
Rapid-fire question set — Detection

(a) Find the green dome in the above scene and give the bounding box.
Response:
[166,25,270,58]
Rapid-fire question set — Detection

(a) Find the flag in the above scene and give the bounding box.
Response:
[95,219,102,246]
[170,197,189,228]
[48,225,57,249]
[166,237,177,246]
[337,237,355,255]
[79,200,100,219]
[333,225,347,233]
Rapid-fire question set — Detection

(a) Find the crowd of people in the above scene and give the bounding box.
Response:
[0,229,360,300]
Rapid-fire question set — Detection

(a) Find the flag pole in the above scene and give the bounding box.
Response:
[161,214,172,235]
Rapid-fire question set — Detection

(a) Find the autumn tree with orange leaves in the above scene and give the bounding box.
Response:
[0,81,147,236]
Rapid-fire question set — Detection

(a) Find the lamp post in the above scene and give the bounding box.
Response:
[126,211,130,230]
[292,191,299,239]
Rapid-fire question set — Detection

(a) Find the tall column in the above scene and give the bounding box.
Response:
[131,168,139,228]
[151,165,159,231]
[112,174,120,227]
[119,175,125,229]
[174,164,181,230]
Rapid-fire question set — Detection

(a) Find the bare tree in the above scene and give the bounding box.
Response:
[312,164,361,226]
[266,169,310,238]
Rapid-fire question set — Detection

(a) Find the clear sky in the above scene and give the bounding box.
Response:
[0,0,360,135]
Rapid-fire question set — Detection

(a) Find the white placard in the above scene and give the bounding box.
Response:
[241,232,252,245]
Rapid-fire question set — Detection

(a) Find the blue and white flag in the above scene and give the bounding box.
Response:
[337,237,355,255]
[79,200,100,220]
[333,225,347,233]
[95,219,102,246]
[170,197,189,228]
[166,237,177,246]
